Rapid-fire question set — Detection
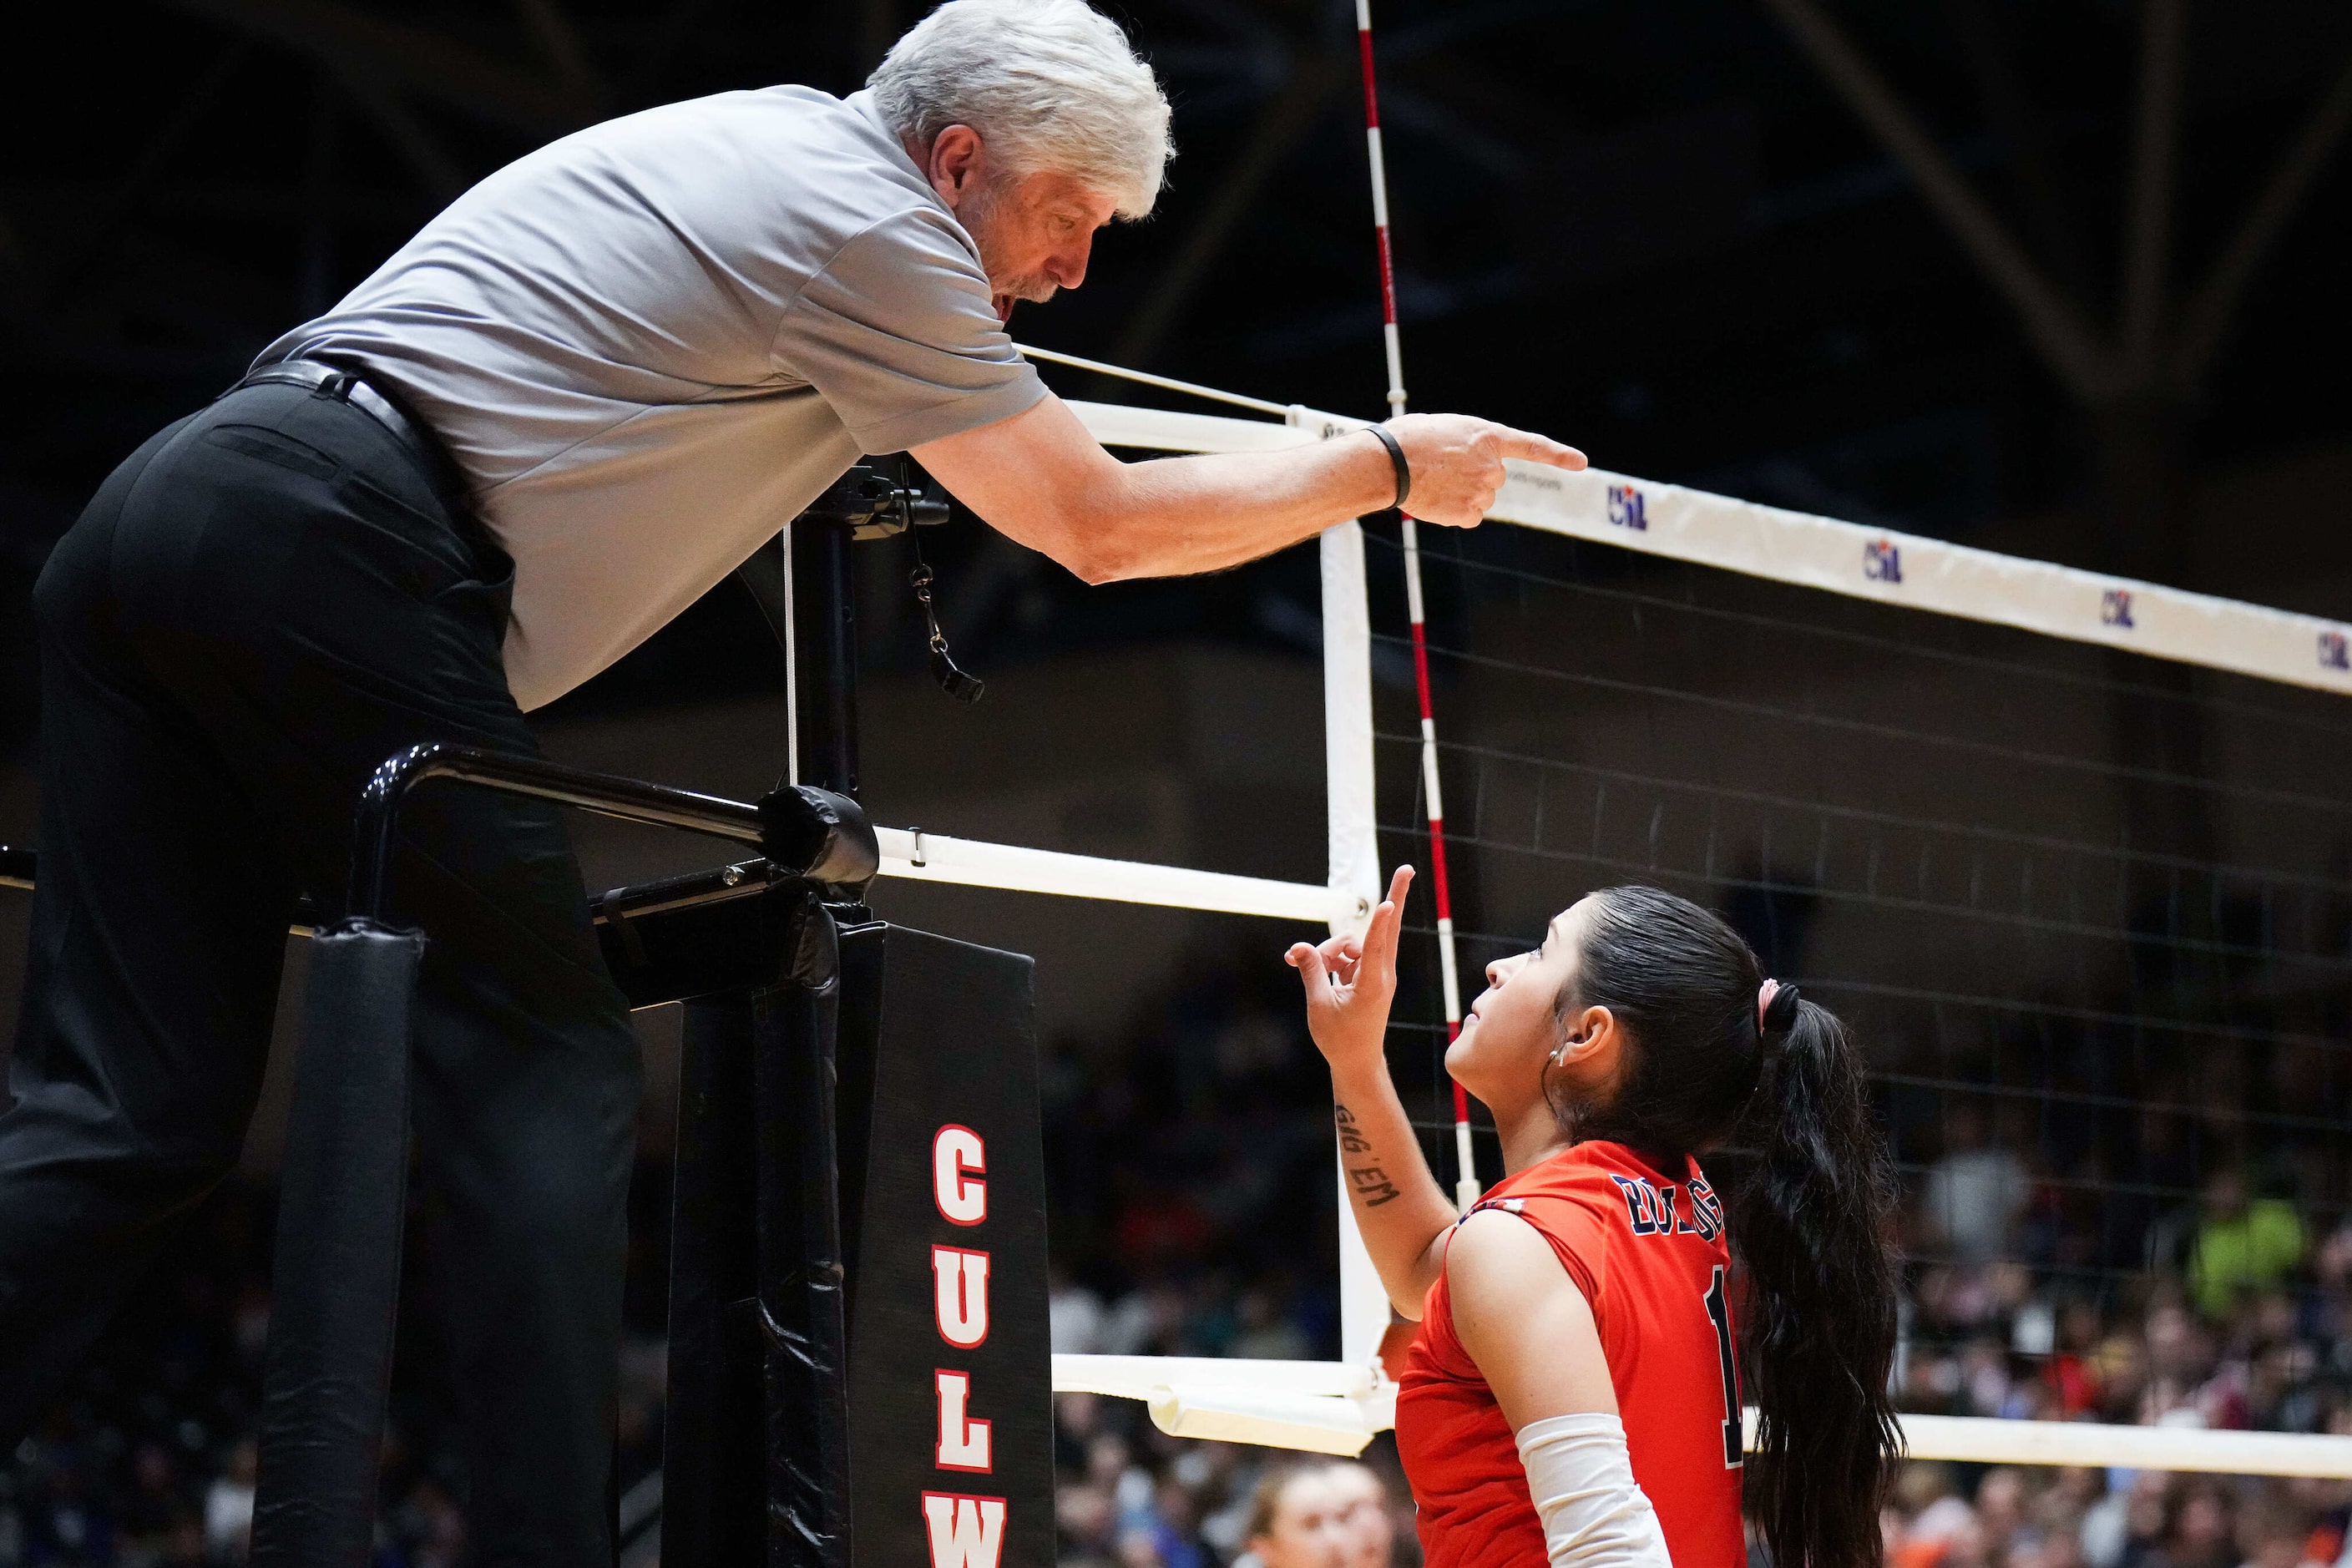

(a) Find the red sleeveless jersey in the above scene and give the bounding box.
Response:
[1393,1141,1745,1568]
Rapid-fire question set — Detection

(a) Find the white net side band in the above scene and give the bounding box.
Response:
[1049,1353,2352,1476]
[873,827,1342,923]
[1061,398,2352,698]
[1050,1356,2352,1475]
[863,400,2349,922]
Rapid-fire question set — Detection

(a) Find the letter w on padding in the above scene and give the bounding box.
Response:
[922,1492,1007,1568]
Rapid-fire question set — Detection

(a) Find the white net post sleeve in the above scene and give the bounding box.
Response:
[1322,518,1392,1376]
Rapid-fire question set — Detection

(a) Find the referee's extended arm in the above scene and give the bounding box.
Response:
[912,388,1585,583]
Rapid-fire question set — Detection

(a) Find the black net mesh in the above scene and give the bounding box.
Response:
[1368,517,2352,1436]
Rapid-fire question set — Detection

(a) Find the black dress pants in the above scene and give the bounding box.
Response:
[0,379,639,1565]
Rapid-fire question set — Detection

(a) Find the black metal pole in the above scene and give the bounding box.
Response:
[349,744,766,920]
[796,519,860,801]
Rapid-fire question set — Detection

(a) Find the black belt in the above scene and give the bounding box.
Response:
[232,358,468,502]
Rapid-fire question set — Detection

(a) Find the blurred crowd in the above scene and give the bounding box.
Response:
[0,1172,670,1568]
[1865,1082,2352,1568]
[1880,1460,2352,1568]
[1045,1402,1413,1568]
[3,933,2351,1568]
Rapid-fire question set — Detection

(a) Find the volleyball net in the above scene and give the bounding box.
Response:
[880,344,2352,1482]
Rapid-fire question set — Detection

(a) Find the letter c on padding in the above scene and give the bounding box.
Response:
[933,1125,987,1226]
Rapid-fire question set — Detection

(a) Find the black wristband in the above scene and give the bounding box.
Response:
[1365,422,1411,512]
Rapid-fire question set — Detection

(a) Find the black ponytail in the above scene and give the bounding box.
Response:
[1734,999,1901,1568]
[1557,886,1900,1568]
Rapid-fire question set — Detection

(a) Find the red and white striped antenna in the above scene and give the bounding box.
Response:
[1353,0,1479,1210]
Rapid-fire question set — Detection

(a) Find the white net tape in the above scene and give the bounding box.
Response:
[859,361,2352,1479]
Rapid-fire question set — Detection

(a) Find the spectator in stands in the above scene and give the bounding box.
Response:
[202,1438,256,1564]
[1146,1472,1211,1568]
[2044,1301,2107,1417]
[2172,1480,2238,1568]
[1322,1459,1396,1568]
[1053,1267,1110,1356]
[2191,1170,2305,1322]
[2238,1495,2316,1568]
[1975,1469,2031,1565]
[1241,1463,1357,1568]
[1920,1101,2033,1266]
[1889,1462,1979,1568]
[117,1439,183,1548]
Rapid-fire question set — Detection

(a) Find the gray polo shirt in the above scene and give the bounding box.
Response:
[259,86,1044,711]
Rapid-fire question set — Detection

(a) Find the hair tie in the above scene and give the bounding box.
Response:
[1758,979,1801,1036]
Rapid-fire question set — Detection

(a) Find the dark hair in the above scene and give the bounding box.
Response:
[1554,884,1901,1568]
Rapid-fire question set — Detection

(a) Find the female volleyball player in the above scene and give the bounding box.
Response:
[1287,869,1899,1568]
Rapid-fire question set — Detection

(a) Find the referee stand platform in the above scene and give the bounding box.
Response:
[2,468,1062,1568]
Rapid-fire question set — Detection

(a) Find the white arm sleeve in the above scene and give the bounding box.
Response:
[1515,1413,1675,1568]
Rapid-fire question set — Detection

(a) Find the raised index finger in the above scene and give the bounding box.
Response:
[1365,865,1415,975]
[1489,427,1587,470]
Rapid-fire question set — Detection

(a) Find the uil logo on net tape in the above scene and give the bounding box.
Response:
[2321,630,2349,672]
[1606,483,1647,531]
[2102,589,2137,630]
[1864,539,1904,584]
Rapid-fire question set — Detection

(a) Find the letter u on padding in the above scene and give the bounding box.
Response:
[933,1245,989,1348]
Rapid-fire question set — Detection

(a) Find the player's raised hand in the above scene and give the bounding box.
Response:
[1287,865,1414,1077]
[1387,414,1586,529]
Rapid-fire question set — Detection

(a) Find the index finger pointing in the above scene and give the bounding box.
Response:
[1367,866,1414,970]
[1490,428,1587,470]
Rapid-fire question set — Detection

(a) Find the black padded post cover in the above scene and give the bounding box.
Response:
[250,918,425,1568]
[841,928,1051,1568]
[756,894,854,1568]
[660,918,1047,1567]
[662,994,766,1568]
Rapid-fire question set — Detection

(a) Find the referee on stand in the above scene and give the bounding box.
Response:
[0,0,1582,1556]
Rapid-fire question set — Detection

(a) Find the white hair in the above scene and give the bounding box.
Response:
[869,0,1174,218]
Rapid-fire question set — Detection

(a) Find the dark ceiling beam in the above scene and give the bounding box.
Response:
[1110,47,1349,371]
[2171,43,2352,391]
[2119,0,2188,380]
[157,0,592,137]
[1758,0,2115,402]
[1939,0,2088,296]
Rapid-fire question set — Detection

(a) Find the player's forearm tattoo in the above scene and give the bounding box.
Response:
[1334,1105,1401,1205]
[1348,1164,1402,1206]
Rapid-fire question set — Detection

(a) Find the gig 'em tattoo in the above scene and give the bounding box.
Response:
[1334,1103,1373,1155]
[1348,1165,1402,1206]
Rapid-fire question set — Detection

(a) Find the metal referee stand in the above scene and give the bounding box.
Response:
[1,464,1057,1567]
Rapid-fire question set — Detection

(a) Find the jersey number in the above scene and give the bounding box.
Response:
[1703,1265,1743,1469]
